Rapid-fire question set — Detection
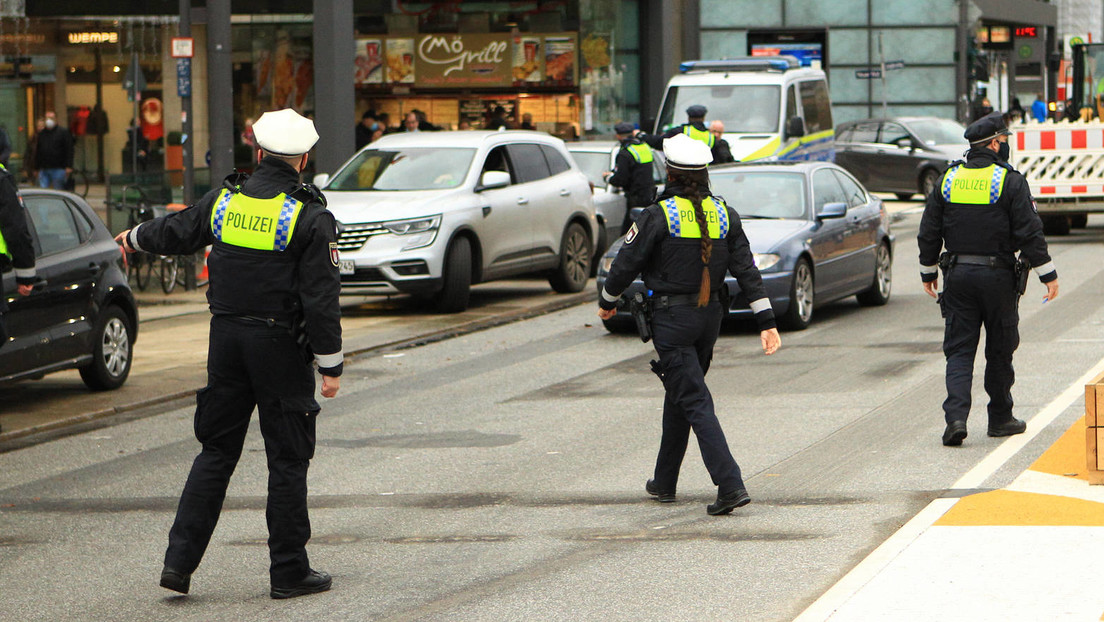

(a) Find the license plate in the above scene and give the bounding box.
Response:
[339,260,355,275]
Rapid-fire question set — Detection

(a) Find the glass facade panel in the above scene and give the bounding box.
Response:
[701,0,780,28]
[873,28,955,65]
[785,0,868,27]
[872,0,957,26]
[829,29,869,66]
[826,68,873,104]
[870,67,956,102]
[701,30,748,60]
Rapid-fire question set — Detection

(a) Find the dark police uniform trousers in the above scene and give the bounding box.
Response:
[600,185,776,495]
[919,148,1056,426]
[130,157,343,585]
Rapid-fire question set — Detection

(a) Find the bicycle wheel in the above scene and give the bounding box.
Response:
[136,252,154,291]
[76,170,90,198]
[160,255,179,294]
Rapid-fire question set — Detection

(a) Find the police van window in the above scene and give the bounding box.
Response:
[799,80,833,134]
[539,145,571,176]
[879,123,910,146]
[786,85,798,126]
[831,170,868,208]
[812,169,848,211]
[506,143,552,184]
[850,122,880,143]
[657,85,781,133]
[23,196,83,257]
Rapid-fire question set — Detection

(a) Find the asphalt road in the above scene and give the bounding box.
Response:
[1,207,1103,621]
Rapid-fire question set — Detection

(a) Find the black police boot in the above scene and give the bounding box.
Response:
[160,566,191,594]
[706,488,750,516]
[942,420,968,446]
[645,479,676,503]
[988,417,1027,437]
[270,569,332,599]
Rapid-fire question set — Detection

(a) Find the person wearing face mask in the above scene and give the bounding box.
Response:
[355,111,381,150]
[918,110,1058,448]
[33,111,73,190]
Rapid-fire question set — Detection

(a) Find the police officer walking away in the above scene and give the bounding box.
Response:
[597,134,781,515]
[116,109,343,598]
[604,121,656,232]
[918,110,1059,447]
[0,158,36,431]
[641,105,731,165]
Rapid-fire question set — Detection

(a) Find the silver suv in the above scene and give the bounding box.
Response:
[316,131,597,312]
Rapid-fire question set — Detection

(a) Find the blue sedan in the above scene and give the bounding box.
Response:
[595,161,894,331]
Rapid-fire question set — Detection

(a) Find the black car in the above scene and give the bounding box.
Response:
[1,189,138,389]
[834,116,968,200]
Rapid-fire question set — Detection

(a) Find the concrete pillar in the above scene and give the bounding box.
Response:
[312,0,355,176]
[206,0,233,180]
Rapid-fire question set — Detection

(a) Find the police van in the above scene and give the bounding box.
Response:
[654,56,835,162]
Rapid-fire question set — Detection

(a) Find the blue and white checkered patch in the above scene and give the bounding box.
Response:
[713,198,729,237]
[273,196,300,251]
[211,190,234,239]
[662,198,681,237]
[941,167,958,202]
[989,167,1006,203]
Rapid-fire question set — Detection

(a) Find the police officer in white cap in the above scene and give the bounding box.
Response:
[116,108,342,599]
[597,133,781,515]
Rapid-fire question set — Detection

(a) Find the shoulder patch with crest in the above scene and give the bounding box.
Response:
[625,222,639,244]
[329,242,340,267]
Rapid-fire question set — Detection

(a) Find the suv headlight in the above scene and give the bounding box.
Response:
[753,253,781,271]
[383,215,441,251]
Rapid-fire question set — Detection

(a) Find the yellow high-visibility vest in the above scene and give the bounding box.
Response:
[660,196,728,239]
[683,125,716,149]
[210,188,304,251]
[941,164,1007,204]
[0,163,9,258]
[627,142,653,164]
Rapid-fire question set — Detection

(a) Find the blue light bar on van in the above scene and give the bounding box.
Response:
[679,57,799,73]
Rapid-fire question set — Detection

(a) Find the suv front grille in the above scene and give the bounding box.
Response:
[336,222,388,251]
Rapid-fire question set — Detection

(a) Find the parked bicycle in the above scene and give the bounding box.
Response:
[113,185,156,291]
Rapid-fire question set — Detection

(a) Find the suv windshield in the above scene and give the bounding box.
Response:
[903,118,967,147]
[329,147,476,191]
[710,171,807,219]
[658,85,781,133]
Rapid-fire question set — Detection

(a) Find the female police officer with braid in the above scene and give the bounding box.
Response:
[598,134,781,515]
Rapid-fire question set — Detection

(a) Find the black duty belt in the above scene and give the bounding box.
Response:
[654,291,721,308]
[952,254,1013,269]
[234,314,293,329]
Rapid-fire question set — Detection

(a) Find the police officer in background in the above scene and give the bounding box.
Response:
[604,121,656,233]
[918,110,1059,447]
[0,157,36,432]
[116,109,343,598]
[597,134,781,515]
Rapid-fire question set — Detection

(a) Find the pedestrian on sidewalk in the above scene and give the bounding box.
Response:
[597,134,781,516]
[33,111,73,190]
[116,108,343,599]
[918,110,1059,447]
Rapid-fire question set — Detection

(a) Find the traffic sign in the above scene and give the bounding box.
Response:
[176,58,191,98]
[171,37,194,58]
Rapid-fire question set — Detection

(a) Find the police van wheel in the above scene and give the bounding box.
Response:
[79,306,133,391]
[434,236,472,313]
[856,242,892,306]
[1071,213,1089,229]
[1041,215,1071,236]
[549,223,591,293]
[781,258,814,330]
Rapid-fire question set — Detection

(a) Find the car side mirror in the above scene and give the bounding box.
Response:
[786,116,806,139]
[895,138,913,150]
[817,201,847,219]
[312,173,330,188]
[476,170,511,191]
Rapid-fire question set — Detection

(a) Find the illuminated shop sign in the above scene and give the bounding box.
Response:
[67,32,119,45]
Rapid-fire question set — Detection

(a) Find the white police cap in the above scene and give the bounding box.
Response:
[253,108,319,156]
[663,133,713,170]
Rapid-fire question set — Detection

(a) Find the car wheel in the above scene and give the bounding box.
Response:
[781,258,814,330]
[549,222,591,293]
[894,193,914,201]
[856,241,892,306]
[1071,213,1089,229]
[920,168,941,199]
[602,317,636,334]
[1041,215,1071,236]
[434,236,472,313]
[79,305,133,391]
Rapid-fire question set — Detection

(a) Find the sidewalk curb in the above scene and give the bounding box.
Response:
[0,290,596,444]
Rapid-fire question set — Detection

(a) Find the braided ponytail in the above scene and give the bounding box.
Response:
[670,168,713,306]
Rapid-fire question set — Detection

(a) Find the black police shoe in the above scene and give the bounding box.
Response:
[271,569,332,599]
[645,479,676,503]
[942,421,968,446]
[706,488,750,516]
[988,418,1027,437]
[160,566,191,594]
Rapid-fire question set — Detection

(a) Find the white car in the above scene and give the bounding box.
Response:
[315,131,598,312]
